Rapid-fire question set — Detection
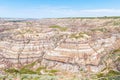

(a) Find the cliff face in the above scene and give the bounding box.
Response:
[0,18,120,73]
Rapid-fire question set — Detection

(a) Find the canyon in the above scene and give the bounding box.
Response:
[0,18,120,79]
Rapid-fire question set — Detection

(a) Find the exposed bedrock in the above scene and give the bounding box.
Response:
[0,18,120,73]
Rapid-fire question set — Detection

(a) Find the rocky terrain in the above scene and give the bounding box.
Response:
[0,17,120,79]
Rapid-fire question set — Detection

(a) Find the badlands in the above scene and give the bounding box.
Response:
[0,17,120,79]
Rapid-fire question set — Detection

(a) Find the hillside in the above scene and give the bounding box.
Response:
[0,18,120,80]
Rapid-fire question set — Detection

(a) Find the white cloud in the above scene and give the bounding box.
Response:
[0,5,120,18]
[80,9,120,13]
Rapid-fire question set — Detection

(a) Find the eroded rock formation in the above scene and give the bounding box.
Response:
[0,18,120,73]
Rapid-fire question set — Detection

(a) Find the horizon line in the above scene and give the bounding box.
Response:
[1,16,120,19]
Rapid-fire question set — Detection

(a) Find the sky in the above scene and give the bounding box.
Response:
[0,0,120,18]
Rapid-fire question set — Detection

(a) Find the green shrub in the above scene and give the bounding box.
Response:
[20,68,37,74]
[36,66,46,74]
[22,61,36,69]
[49,69,59,74]
[5,68,19,73]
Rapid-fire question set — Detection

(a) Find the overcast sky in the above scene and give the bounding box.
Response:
[0,0,120,18]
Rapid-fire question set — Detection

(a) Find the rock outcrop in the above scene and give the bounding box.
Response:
[0,18,120,73]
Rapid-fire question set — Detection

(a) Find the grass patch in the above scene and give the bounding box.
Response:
[49,25,68,31]
[5,68,19,74]
[91,28,107,32]
[97,70,120,80]
[4,61,59,76]
[20,68,37,74]
[113,21,120,26]
[70,32,89,39]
